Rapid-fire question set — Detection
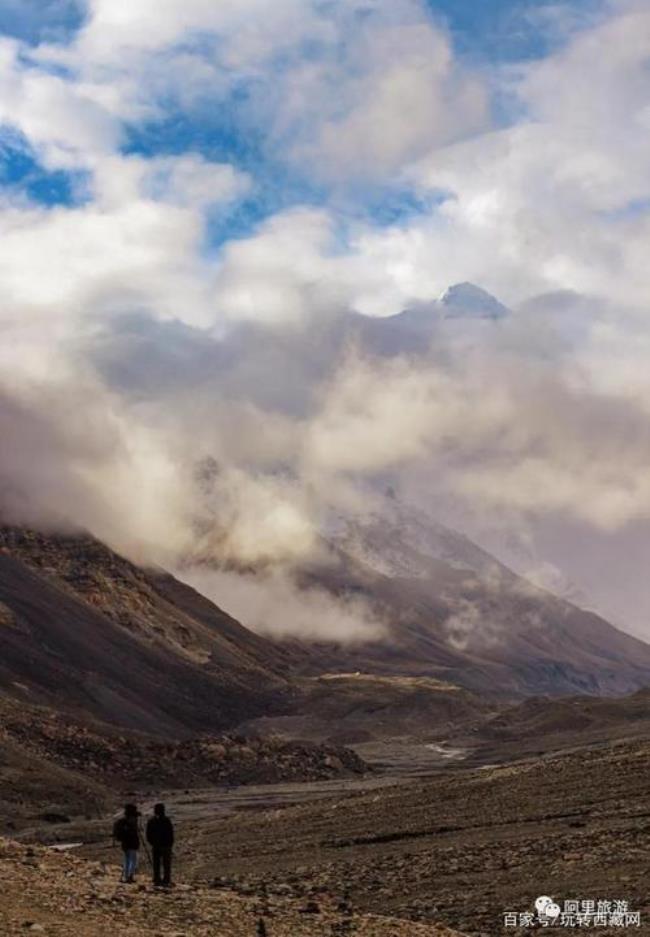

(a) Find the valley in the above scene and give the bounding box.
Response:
[3,522,650,935]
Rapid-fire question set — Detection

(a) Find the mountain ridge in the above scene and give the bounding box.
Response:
[279,501,650,697]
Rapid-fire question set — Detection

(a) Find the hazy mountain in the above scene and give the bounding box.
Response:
[291,500,650,697]
[350,281,509,355]
[439,282,509,319]
[327,501,508,579]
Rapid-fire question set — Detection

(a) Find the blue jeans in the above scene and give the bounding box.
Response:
[122,849,138,881]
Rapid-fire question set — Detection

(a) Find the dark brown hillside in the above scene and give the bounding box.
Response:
[0,530,294,736]
[0,525,294,677]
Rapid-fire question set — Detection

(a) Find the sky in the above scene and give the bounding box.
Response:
[1,0,650,640]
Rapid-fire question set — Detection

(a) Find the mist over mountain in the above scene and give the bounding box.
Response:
[181,493,650,698]
[3,276,650,644]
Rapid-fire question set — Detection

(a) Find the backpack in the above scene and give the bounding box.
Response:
[113,817,127,843]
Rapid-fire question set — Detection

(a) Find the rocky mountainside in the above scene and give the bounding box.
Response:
[438,282,509,319]
[290,501,650,697]
[242,673,491,746]
[0,524,377,837]
[467,686,650,762]
[0,525,298,736]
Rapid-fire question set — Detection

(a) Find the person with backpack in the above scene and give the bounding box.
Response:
[112,803,140,883]
[146,802,174,887]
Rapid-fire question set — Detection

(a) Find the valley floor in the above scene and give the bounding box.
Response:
[70,737,650,936]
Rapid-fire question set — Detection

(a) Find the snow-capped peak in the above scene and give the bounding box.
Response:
[439,282,509,320]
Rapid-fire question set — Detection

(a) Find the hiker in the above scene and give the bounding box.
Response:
[146,802,174,887]
[112,803,140,883]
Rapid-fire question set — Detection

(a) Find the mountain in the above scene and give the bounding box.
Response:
[438,282,509,319]
[287,501,650,697]
[241,673,490,749]
[350,281,510,356]
[326,501,507,579]
[469,686,650,761]
[0,525,377,833]
[0,525,297,737]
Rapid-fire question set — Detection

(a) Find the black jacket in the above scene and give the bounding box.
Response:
[146,815,174,849]
[113,816,140,851]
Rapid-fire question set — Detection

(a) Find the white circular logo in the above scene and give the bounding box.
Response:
[535,896,561,919]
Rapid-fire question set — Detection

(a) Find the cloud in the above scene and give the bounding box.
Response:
[0,195,209,324]
[0,150,250,332]
[180,565,387,643]
[142,154,251,210]
[0,36,119,168]
[0,374,194,564]
[34,0,490,184]
[298,21,489,178]
[396,1,650,309]
[74,0,326,63]
[214,209,344,325]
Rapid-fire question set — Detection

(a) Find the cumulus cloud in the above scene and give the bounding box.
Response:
[0,36,119,168]
[283,14,489,179]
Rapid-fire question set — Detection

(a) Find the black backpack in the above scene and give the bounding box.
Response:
[113,817,128,844]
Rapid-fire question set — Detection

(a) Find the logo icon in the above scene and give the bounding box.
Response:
[535,896,561,921]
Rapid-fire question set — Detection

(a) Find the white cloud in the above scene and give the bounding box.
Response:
[0,196,211,326]
[214,209,348,325]
[142,154,251,209]
[0,37,119,167]
[75,0,326,63]
[180,565,387,642]
[297,21,489,178]
[392,1,650,308]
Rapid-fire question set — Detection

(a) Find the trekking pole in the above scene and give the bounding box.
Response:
[138,821,153,871]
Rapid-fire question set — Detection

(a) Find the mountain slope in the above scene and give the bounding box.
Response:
[0,526,294,736]
[468,686,650,761]
[289,503,650,697]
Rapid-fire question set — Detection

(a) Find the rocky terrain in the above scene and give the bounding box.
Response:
[0,694,367,836]
[123,738,650,937]
[0,839,463,937]
[241,673,491,746]
[465,686,650,763]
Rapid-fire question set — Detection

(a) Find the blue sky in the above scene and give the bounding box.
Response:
[427,0,602,61]
[0,0,606,238]
[0,0,643,316]
[0,0,84,45]
[0,0,600,58]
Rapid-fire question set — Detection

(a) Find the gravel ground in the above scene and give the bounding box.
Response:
[0,838,463,937]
